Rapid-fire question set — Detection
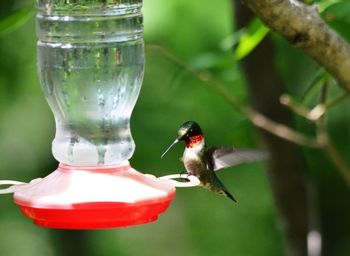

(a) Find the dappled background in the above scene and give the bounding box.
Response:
[1,0,350,255]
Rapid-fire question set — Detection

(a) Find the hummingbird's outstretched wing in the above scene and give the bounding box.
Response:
[206,147,268,171]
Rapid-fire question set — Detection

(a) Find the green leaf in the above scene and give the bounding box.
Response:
[322,2,350,22]
[0,8,34,37]
[234,18,270,60]
[322,2,350,42]
[316,0,345,12]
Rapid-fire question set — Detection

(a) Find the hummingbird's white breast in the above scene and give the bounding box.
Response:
[183,139,206,176]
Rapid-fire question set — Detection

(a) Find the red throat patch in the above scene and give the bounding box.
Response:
[186,135,204,148]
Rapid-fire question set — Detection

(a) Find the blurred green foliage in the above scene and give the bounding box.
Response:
[322,1,350,42]
[0,0,350,255]
[0,8,33,37]
[234,18,269,60]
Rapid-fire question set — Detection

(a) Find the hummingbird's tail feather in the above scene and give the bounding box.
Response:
[223,189,237,203]
[209,172,237,203]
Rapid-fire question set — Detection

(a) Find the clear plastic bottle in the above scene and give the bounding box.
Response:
[36,0,144,165]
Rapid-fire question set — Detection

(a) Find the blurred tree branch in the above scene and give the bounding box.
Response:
[281,85,350,185]
[241,0,350,186]
[240,0,350,93]
[147,44,319,147]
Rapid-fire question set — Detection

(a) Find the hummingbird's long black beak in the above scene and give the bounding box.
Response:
[161,139,179,158]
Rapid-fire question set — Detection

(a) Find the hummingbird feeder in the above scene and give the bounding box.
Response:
[0,0,202,230]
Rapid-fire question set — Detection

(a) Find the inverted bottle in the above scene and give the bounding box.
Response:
[36,0,144,165]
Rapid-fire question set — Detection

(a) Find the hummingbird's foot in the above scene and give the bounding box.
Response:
[179,171,192,181]
[158,173,200,187]
[179,171,187,176]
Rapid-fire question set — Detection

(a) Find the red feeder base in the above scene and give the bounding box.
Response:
[17,201,173,229]
[14,163,176,229]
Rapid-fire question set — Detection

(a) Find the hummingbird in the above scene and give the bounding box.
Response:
[161,121,268,203]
